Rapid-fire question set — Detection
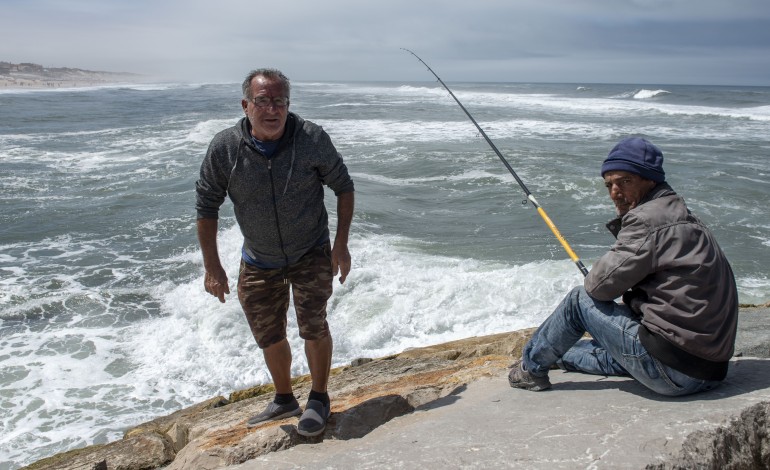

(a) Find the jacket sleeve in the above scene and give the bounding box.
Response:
[195,136,231,219]
[584,212,655,302]
[315,129,354,195]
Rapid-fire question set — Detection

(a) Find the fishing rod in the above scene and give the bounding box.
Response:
[402,48,589,277]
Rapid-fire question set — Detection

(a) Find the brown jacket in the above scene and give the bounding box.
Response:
[585,183,738,380]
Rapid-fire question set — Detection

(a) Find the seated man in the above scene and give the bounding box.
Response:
[509,137,738,396]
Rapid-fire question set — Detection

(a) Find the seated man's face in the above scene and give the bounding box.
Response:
[603,171,657,216]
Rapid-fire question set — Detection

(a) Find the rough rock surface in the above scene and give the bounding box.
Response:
[22,307,770,469]
[23,330,533,469]
[646,401,770,469]
[734,306,770,359]
[240,359,770,470]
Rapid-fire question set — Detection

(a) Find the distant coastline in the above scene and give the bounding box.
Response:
[0,61,142,89]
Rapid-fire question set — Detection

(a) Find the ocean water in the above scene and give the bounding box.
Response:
[1,80,769,467]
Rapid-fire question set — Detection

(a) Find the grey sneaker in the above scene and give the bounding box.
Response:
[297,399,330,437]
[246,399,301,428]
[508,359,551,391]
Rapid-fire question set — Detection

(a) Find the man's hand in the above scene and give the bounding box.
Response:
[204,267,230,303]
[197,218,230,302]
[331,191,354,284]
[331,243,351,284]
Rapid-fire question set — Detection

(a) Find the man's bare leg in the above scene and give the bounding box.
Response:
[305,334,333,393]
[263,338,293,394]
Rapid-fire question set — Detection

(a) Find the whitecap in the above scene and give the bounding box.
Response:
[633,89,671,99]
[187,118,238,145]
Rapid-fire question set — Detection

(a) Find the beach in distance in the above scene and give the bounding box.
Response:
[1,78,769,468]
[0,61,142,89]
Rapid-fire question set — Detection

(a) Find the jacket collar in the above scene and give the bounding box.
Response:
[605,182,676,237]
[239,112,300,154]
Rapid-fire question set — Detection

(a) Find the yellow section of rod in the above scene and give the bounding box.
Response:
[536,206,580,263]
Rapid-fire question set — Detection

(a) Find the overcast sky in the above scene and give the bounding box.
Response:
[2,0,769,86]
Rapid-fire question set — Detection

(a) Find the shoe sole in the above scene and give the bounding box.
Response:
[509,381,551,392]
[296,424,326,437]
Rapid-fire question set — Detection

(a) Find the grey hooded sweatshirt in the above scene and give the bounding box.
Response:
[585,183,738,381]
[196,114,354,268]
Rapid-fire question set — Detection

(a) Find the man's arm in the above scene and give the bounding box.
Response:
[584,213,653,301]
[197,218,230,303]
[331,191,354,284]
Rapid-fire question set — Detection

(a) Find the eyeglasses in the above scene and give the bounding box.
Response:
[250,96,290,108]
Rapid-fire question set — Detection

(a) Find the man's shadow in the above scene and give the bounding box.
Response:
[554,357,770,402]
[287,384,469,442]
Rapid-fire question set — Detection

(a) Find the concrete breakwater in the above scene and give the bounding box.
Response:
[23,306,770,469]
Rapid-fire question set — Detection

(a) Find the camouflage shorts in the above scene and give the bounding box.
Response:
[238,242,333,349]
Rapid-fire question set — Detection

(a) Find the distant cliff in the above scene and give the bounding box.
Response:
[0,61,141,88]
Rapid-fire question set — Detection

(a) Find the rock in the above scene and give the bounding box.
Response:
[350,357,373,367]
[152,331,534,469]
[21,432,175,470]
[23,330,532,470]
[22,308,770,470]
[647,401,770,469]
[735,306,770,359]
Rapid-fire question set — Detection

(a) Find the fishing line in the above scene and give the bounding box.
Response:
[402,48,589,277]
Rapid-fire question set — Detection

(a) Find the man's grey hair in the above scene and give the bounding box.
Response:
[242,69,291,99]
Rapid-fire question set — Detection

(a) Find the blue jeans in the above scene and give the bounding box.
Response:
[523,286,721,396]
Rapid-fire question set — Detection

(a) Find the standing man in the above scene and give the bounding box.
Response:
[508,137,738,396]
[196,69,354,436]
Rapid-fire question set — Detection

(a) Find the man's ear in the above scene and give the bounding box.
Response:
[641,178,657,198]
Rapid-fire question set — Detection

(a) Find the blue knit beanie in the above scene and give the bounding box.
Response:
[601,137,665,183]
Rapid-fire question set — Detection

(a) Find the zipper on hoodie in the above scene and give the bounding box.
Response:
[267,158,290,284]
